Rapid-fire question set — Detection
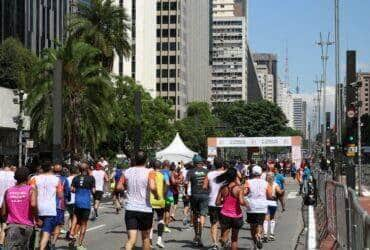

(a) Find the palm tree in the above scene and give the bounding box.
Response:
[68,0,131,71]
[26,41,114,154]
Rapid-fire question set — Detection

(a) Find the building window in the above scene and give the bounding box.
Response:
[163,2,169,10]
[156,56,160,64]
[162,83,168,91]
[156,29,161,37]
[177,110,180,119]
[156,16,161,24]
[163,16,169,24]
[170,29,176,37]
[170,42,176,50]
[162,69,168,77]
[170,96,176,105]
[170,69,176,78]
[170,56,176,64]
[162,29,168,37]
[156,83,160,91]
[162,56,168,64]
[170,2,177,10]
[162,43,168,50]
[170,83,176,91]
[170,15,177,24]
[156,2,161,10]
[156,69,160,77]
[156,42,161,50]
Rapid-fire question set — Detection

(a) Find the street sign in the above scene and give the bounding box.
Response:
[347,109,355,118]
[346,144,357,157]
[26,139,34,149]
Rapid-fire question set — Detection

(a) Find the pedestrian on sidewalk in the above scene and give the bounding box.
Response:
[216,167,246,250]
[2,167,37,250]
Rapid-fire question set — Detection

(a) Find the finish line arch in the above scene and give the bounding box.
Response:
[207,136,303,166]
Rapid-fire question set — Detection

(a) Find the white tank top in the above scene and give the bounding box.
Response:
[124,167,153,213]
[246,178,268,213]
[207,170,225,207]
[33,175,60,216]
[92,170,106,191]
[0,170,16,207]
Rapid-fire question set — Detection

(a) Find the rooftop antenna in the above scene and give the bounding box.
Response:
[284,41,289,87]
[296,76,300,94]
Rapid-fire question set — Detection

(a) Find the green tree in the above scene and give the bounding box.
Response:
[99,76,175,158]
[68,0,131,70]
[175,102,222,157]
[0,38,38,90]
[213,100,290,137]
[26,41,114,154]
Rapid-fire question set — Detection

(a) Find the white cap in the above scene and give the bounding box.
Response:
[252,165,262,176]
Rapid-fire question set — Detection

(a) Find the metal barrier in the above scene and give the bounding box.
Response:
[314,170,370,250]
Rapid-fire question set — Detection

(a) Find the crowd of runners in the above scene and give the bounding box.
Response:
[0,151,312,250]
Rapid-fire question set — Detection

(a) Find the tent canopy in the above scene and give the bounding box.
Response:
[156,133,197,163]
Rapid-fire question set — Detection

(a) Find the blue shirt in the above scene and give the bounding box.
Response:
[303,168,311,181]
[274,173,285,190]
[160,169,173,198]
[72,175,95,209]
[56,175,71,210]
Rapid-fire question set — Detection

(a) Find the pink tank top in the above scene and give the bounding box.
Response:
[6,185,34,226]
[221,185,243,218]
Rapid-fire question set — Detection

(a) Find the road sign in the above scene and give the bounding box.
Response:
[26,139,34,149]
[347,109,355,118]
[346,144,357,157]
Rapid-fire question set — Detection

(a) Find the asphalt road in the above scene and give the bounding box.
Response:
[56,178,303,250]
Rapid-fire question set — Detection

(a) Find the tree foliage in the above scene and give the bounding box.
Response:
[26,41,114,154]
[68,0,131,70]
[213,100,293,137]
[0,38,38,90]
[99,76,176,158]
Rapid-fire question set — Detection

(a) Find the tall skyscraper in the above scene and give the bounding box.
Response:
[252,53,278,103]
[358,72,370,115]
[292,95,307,137]
[255,63,274,102]
[0,0,26,44]
[211,0,249,103]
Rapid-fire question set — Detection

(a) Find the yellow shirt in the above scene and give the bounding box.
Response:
[150,171,166,209]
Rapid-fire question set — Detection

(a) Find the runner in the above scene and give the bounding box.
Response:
[203,157,226,249]
[2,167,36,250]
[66,165,79,240]
[70,161,96,250]
[216,167,246,250]
[116,150,158,250]
[263,172,283,242]
[169,162,182,221]
[0,164,15,249]
[186,155,209,247]
[30,162,62,250]
[51,163,71,249]
[161,161,173,233]
[149,160,166,248]
[112,163,124,214]
[274,167,286,211]
[245,165,272,249]
[181,162,193,227]
[91,162,109,219]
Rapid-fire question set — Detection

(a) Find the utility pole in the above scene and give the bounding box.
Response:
[334,0,342,145]
[357,100,362,194]
[15,90,24,167]
[317,33,334,157]
[315,76,322,136]
[53,60,63,163]
[134,91,142,154]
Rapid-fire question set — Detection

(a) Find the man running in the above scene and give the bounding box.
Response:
[66,165,79,240]
[91,163,108,219]
[0,164,15,250]
[186,155,209,247]
[112,163,125,214]
[117,150,158,250]
[181,162,193,227]
[203,157,225,249]
[30,162,62,250]
[70,161,96,250]
[161,161,173,233]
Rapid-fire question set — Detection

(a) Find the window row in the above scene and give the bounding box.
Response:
[156,69,179,78]
[157,2,177,11]
[156,42,179,51]
[157,29,177,37]
[157,15,178,24]
[156,83,177,91]
[157,56,177,64]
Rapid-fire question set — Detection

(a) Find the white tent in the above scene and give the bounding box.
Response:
[156,133,197,163]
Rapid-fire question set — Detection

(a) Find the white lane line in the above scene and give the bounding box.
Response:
[86,224,106,232]
[308,205,317,250]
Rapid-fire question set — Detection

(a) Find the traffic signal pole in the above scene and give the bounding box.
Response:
[358,102,362,194]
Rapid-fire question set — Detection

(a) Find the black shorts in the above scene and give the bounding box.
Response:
[153,208,165,222]
[125,210,153,231]
[183,196,190,207]
[208,206,221,224]
[246,213,265,226]
[220,214,244,230]
[190,196,209,216]
[0,215,5,224]
[94,191,104,201]
[74,207,91,221]
[173,194,179,205]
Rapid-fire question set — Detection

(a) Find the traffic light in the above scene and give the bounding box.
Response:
[326,112,331,130]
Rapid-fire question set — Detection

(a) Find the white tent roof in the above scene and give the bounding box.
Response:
[156,133,197,163]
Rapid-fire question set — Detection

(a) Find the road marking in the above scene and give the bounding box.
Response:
[287,192,298,199]
[308,205,317,250]
[87,224,106,232]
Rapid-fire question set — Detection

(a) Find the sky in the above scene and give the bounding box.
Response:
[249,0,370,95]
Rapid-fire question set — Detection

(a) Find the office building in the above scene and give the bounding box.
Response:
[255,63,274,102]
[211,0,248,103]
[0,0,26,44]
[252,53,278,103]
[292,95,307,136]
[302,101,307,139]
[358,72,370,115]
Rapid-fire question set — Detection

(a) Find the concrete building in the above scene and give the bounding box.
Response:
[358,72,370,115]
[255,63,274,102]
[302,101,307,139]
[211,0,248,103]
[291,95,307,136]
[185,0,211,103]
[252,53,278,103]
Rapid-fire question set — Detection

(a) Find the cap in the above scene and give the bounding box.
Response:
[192,155,203,164]
[252,165,262,176]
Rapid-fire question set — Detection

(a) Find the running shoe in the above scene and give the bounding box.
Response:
[164,226,171,233]
[262,234,268,243]
[183,217,189,226]
[210,244,219,250]
[269,234,276,241]
[156,239,165,248]
[256,238,263,249]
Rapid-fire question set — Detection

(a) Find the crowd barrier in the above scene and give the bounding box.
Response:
[314,169,370,250]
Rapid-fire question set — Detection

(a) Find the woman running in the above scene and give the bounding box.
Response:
[263,172,282,242]
[215,168,247,250]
